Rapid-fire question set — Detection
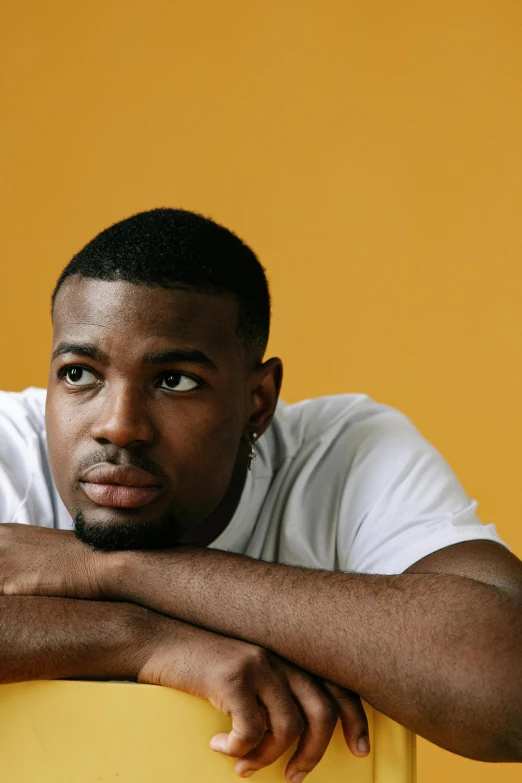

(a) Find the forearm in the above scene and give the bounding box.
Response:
[0,595,151,684]
[107,549,522,762]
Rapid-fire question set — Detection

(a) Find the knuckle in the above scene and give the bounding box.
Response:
[245,646,270,668]
[329,685,365,710]
[332,685,361,705]
[307,698,337,726]
[216,668,249,695]
[282,713,305,741]
[217,647,271,691]
[237,725,264,748]
[217,667,240,687]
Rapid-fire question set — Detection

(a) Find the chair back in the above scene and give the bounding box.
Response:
[0,680,416,782]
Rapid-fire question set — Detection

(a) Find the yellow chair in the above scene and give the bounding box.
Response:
[0,680,416,782]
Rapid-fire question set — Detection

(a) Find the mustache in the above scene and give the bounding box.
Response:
[75,449,165,481]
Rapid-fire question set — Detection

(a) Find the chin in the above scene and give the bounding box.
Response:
[73,509,185,551]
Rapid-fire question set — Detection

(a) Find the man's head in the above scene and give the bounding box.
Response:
[46,208,282,551]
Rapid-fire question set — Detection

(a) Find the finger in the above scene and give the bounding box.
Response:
[209,689,266,759]
[234,680,305,777]
[321,681,370,757]
[282,672,338,783]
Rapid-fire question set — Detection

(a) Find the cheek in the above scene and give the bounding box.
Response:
[45,397,83,493]
[44,387,244,513]
[166,415,242,492]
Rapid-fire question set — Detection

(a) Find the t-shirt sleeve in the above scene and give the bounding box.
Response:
[0,390,55,527]
[338,410,512,576]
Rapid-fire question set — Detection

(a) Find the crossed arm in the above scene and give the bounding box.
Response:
[102,538,522,762]
[1,523,522,764]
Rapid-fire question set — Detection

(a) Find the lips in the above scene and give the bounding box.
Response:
[79,463,162,509]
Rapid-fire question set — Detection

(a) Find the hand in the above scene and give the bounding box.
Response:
[135,614,370,781]
[0,523,102,599]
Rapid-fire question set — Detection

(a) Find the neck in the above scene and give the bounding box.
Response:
[177,441,250,547]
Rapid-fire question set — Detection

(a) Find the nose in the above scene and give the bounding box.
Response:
[90,385,156,448]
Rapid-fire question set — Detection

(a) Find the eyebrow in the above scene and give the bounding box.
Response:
[51,342,219,373]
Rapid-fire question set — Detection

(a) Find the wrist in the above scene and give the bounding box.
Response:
[96,548,135,601]
[115,602,163,679]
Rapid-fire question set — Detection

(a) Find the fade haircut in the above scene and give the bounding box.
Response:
[51,208,271,361]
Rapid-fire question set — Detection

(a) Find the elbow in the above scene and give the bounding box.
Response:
[505,718,522,763]
[492,733,522,764]
[484,618,522,762]
[461,725,522,763]
[458,669,522,763]
[503,671,522,762]
[490,698,522,763]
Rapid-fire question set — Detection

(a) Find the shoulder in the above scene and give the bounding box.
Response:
[269,393,419,461]
[0,386,47,434]
[0,387,52,524]
[0,387,47,446]
[267,393,454,507]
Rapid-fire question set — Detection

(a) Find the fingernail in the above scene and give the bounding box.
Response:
[239,771,255,778]
[292,774,307,783]
[357,735,370,754]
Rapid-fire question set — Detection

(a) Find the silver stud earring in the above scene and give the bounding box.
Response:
[247,432,258,471]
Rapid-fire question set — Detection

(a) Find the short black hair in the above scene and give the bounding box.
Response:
[51,208,271,361]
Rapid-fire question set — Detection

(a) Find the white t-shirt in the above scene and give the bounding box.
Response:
[0,387,510,575]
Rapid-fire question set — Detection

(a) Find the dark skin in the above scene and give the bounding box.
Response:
[0,275,372,783]
[1,275,521,776]
[46,276,281,548]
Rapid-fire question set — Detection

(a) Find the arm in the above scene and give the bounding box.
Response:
[0,589,370,781]
[4,525,520,762]
[101,542,522,763]
[0,594,147,683]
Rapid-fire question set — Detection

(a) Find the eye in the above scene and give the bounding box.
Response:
[157,372,199,392]
[61,366,96,387]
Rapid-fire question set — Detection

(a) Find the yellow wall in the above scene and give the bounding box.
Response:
[1,1,521,781]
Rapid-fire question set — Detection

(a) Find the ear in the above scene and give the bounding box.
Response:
[244,357,283,439]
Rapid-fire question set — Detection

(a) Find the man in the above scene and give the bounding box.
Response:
[0,208,521,781]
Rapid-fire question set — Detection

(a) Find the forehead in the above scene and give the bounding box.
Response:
[52,277,241,355]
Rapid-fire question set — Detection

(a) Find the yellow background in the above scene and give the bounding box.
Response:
[1,1,521,781]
